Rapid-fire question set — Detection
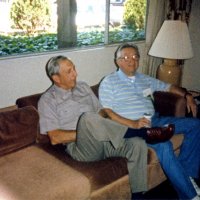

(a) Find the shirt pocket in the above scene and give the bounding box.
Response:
[57,100,80,127]
[76,94,96,112]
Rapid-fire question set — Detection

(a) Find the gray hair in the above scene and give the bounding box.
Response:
[114,43,140,69]
[46,55,70,79]
[114,43,140,61]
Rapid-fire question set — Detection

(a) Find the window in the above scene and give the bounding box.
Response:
[0,0,10,2]
[0,0,146,57]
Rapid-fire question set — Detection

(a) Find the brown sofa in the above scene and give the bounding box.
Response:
[0,83,186,200]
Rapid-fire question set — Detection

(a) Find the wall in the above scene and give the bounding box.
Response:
[0,43,145,108]
[182,0,200,91]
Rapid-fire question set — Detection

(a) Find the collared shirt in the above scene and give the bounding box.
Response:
[38,81,102,134]
[99,69,171,120]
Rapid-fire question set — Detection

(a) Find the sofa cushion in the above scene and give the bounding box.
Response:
[0,145,90,200]
[38,143,128,191]
[0,106,39,156]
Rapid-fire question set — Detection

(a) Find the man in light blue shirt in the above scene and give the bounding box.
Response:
[99,43,200,200]
[99,68,169,120]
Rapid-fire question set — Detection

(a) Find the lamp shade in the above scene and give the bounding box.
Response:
[148,20,193,59]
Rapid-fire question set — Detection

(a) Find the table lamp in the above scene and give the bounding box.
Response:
[148,20,193,86]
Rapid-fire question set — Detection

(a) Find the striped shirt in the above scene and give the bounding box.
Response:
[99,69,170,120]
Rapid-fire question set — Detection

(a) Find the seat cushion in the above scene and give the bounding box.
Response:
[0,145,90,200]
[38,143,128,192]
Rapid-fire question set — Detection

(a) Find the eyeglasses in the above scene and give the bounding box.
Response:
[118,55,140,62]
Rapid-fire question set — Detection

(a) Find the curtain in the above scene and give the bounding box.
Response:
[143,0,167,76]
[167,0,193,23]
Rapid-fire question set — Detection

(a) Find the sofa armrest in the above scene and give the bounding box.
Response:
[16,94,52,144]
[0,106,39,156]
[153,91,187,117]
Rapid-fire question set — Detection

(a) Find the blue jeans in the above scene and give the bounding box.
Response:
[148,115,200,199]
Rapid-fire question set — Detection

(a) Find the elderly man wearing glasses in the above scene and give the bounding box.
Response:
[99,43,200,200]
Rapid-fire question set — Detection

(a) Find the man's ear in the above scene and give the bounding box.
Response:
[115,59,121,68]
[52,74,60,84]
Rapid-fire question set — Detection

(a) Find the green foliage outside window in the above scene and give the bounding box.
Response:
[123,0,146,30]
[0,28,144,56]
[10,0,51,35]
[0,0,146,57]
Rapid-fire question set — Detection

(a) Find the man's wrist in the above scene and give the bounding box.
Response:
[184,91,192,99]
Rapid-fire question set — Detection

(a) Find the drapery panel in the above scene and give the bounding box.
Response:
[167,0,193,23]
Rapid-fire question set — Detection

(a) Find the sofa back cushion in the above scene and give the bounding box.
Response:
[16,93,42,109]
[16,84,100,109]
[15,84,100,144]
[0,106,39,156]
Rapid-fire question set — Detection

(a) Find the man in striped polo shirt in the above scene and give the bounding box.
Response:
[99,43,200,200]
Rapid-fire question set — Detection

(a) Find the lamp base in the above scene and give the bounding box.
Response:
[156,59,182,86]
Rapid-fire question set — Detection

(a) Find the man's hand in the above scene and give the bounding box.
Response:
[98,109,109,118]
[100,108,149,129]
[185,94,197,117]
[47,129,76,145]
[136,118,151,128]
[169,85,197,117]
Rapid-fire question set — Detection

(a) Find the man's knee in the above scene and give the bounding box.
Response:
[78,112,94,127]
[183,117,200,128]
[184,118,200,137]
[78,112,103,134]
[191,118,200,127]
[79,112,98,123]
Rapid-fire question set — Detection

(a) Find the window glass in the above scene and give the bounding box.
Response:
[109,0,146,43]
[76,0,105,46]
[0,0,146,57]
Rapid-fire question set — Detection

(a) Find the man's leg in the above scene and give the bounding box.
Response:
[104,137,148,193]
[152,116,200,178]
[152,116,200,198]
[149,141,197,199]
[67,112,148,193]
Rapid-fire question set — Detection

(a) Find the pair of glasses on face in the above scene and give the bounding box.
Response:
[118,55,140,62]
